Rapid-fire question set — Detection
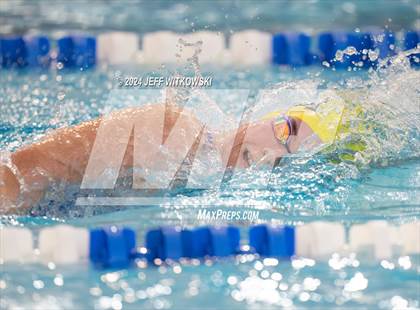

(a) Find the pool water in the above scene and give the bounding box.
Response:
[1,56,420,309]
[1,0,420,307]
[1,253,418,309]
[2,0,419,34]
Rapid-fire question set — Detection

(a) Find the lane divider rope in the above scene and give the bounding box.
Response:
[0,29,418,69]
[0,221,419,268]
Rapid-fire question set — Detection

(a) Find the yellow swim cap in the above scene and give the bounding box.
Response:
[263,104,345,144]
[287,106,344,143]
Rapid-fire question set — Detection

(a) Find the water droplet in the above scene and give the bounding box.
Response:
[368,49,379,61]
[54,274,64,286]
[57,92,65,101]
[33,280,44,289]
[335,50,344,62]
[344,46,357,56]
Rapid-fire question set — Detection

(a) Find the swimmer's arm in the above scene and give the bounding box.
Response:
[0,166,20,207]
[2,102,194,211]
[4,118,101,210]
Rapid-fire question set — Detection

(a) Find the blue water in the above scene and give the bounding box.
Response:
[1,0,420,309]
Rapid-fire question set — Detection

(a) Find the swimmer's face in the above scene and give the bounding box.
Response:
[220,117,319,168]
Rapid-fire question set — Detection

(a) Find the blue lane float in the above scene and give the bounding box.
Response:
[1,30,419,70]
[57,35,96,69]
[249,224,295,258]
[1,36,27,68]
[57,36,74,67]
[181,226,240,258]
[346,32,373,67]
[317,30,399,68]
[272,33,312,66]
[405,30,419,50]
[371,30,395,59]
[404,30,419,66]
[89,226,136,268]
[208,226,240,257]
[73,36,96,68]
[146,225,240,262]
[145,226,185,261]
[25,35,51,67]
[181,227,210,258]
[318,32,349,67]
[318,31,376,68]
[1,35,51,68]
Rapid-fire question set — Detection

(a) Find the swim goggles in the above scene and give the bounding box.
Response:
[271,116,293,153]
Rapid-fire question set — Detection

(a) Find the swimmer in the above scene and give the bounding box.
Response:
[0,98,350,213]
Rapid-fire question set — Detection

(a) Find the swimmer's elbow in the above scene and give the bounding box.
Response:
[0,165,20,212]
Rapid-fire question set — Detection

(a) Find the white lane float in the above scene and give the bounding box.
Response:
[38,224,89,264]
[349,220,401,259]
[399,222,420,254]
[229,30,272,65]
[142,31,226,64]
[182,31,226,63]
[142,31,181,64]
[295,221,346,258]
[97,31,139,65]
[0,227,34,262]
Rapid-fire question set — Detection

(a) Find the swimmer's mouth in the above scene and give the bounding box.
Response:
[243,147,253,168]
[243,147,281,169]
